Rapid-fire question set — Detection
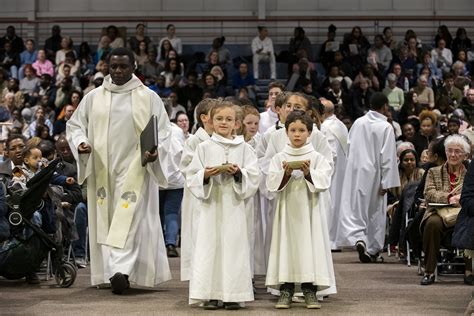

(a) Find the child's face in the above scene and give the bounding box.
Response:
[24,148,42,171]
[280,95,308,123]
[287,120,311,148]
[243,114,259,138]
[267,87,282,108]
[212,107,236,139]
[448,122,460,135]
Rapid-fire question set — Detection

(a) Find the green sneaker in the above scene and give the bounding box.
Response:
[275,289,293,309]
[302,288,321,309]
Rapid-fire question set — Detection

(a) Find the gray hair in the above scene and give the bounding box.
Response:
[445,134,470,154]
[452,61,465,70]
[387,73,397,82]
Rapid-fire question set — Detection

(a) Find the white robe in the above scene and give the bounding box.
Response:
[179,127,210,281]
[255,122,284,270]
[258,107,279,134]
[261,125,335,266]
[186,133,260,304]
[66,75,173,287]
[246,133,266,275]
[336,110,400,255]
[321,115,348,250]
[266,143,335,293]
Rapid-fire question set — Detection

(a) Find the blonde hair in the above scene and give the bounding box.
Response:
[242,105,260,118]
[210,100,234,119]
[233,105,244,136]
[195,98,218,126]
[242,105,260,141]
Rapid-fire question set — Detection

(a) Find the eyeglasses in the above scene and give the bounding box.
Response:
[446,148,465,155]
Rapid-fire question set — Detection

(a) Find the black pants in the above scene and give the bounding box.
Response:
[280,282,316,292]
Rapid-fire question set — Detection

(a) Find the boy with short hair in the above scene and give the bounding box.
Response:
[266,111,334,309]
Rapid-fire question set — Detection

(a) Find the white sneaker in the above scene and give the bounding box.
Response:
[75,258,87,268]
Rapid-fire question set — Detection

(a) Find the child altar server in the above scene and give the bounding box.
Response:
[266,111,335,309]
[186,101,260,310]
[179,98,216,281]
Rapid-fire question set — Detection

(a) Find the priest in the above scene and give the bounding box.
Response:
[66,47,173,294]
[336,93,400,263]
[320,99,348,250]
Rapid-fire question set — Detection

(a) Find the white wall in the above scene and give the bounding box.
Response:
[2,0,473,18]
[0,0,473,45]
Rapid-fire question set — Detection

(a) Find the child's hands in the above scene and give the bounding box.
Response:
[66,177,75,185]
[300,160,311,176]
[282,161,292,177]
[204,167,221,180]
[224,164,240,175]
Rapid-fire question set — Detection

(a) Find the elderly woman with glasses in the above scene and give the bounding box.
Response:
[420,134,470,285]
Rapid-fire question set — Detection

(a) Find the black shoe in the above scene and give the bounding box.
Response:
[202,300,219,310]
[25,272,40,284]
[110,272,130,294]
[166,245,179,258]
[420,274,435,285]
[370,254,385,263]
[464,274,474,285]
[355,241,371,263]
[224,302,241,310]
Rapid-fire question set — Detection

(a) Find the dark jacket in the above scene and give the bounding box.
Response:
[0,183,9,241]
[453,160,474,249]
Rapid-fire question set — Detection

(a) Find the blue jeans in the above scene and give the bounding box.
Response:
[159,189,183,246]
[72,202,88,258]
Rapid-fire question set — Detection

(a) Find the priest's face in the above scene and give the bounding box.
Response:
[109,55,134,86]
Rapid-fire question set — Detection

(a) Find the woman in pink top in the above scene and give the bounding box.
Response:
[32,49,54,77]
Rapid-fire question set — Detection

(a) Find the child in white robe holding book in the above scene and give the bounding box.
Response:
[186,101,260,310]
[179,98,217,281]
[266,111,335,310]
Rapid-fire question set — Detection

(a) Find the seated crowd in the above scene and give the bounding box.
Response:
[0,22,473,288]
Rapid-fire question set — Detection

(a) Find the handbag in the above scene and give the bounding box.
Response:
[436,206,461,227]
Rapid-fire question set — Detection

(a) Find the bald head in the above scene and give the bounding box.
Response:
[320,98,335,118]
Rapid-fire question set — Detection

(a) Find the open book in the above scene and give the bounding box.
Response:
[140,115,158,167]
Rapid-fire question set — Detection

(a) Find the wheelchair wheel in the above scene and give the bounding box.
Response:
[55,262,77,288]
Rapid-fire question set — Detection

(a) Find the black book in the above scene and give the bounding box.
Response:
[140,115,158,167]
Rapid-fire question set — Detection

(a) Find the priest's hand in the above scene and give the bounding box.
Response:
[379,188,388,196]
[282,161,292,177]
[144,150,158,164]
[78,143,92,154]
[204,167,221,180]
[300,160,311,176]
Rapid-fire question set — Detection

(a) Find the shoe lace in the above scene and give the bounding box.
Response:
[279,290,292,302]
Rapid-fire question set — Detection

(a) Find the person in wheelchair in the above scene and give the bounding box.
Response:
[420,134,470,285]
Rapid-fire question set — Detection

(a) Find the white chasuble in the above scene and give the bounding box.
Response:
[66,74,173,287]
